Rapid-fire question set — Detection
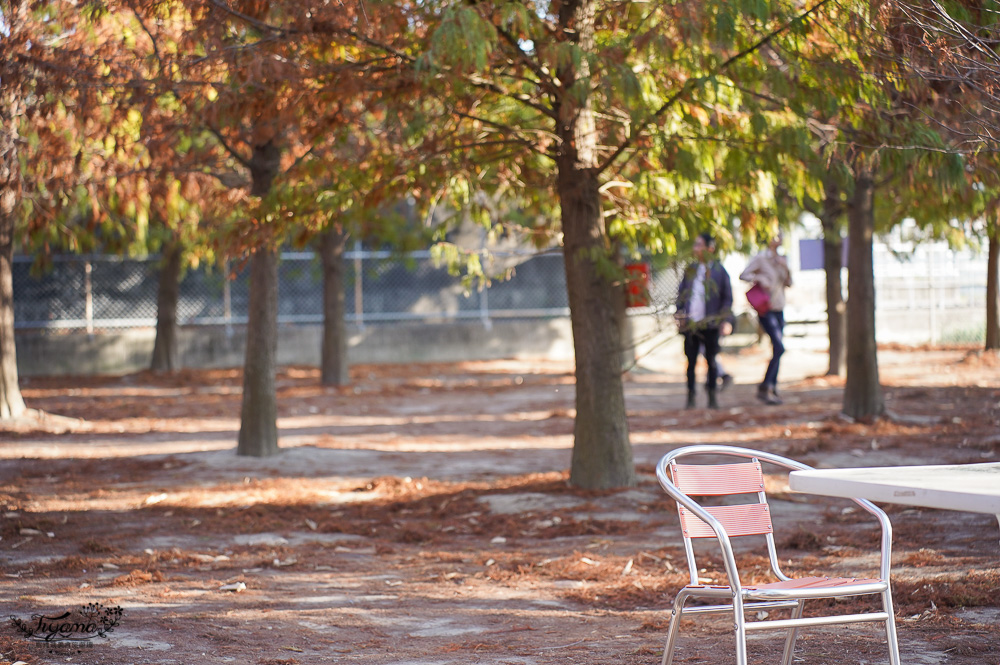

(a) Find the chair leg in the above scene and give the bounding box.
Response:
[780,600,805,665]
[733,597,748,665]
[882,590,901,665]
[662,589,690,665]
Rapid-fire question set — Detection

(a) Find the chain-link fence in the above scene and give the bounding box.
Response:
[13,243,990,344]
[13,250,684,333]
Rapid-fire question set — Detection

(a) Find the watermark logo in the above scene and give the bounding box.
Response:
[10,602,123,643]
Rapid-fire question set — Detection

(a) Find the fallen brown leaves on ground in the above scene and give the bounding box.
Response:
[0,347,998,665]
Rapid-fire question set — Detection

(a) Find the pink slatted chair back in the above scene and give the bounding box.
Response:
[671,460,774,539]
[671,461,765,495]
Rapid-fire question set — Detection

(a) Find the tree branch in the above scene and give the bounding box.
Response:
[445,108,556,159]
[494,25,560,99]
[206,126,252,170]
[460,70,557,120]
[127,0,163,74]
[207,0,289,35]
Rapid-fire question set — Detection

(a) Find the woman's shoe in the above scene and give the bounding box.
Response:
[757,384,782,405]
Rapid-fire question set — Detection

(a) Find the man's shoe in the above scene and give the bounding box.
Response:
[707,389,719,409]
[764,389,783,405]
[719,374,733,392]
[685,390,696,409]
[756,384,769,402]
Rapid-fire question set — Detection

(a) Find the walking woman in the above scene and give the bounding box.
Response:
[740,230,792,405]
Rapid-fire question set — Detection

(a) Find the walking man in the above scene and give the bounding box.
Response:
[675,233,734,409]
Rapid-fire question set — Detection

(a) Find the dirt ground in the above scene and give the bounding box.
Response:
[0,340,998,665]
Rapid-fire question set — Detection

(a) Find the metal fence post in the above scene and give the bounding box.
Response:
[479,234,492,330]
[929,249,937,345]
[84,260,94,335]
[480,276,492,330]
[354,241,364,330]
[223,259,233,337]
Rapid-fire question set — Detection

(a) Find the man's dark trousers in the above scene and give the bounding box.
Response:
[683,327,721,393]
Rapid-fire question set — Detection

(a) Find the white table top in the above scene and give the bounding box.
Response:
[788,462,1000,514]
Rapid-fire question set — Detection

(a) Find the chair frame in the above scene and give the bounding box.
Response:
[656,445,900,665]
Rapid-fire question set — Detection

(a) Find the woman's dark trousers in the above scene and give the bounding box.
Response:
[759,310,785,388]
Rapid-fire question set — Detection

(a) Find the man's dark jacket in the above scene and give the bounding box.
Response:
[675,260,734,331]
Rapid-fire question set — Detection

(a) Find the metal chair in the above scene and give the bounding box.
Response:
[655,445,900,665]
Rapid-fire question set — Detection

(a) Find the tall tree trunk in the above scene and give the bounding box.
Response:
[0,36,27,420]
[319,225,349,386]
[986,214,999,351]
[843,157,883,420]
[238,247,279,456]
[237,141,282,457]
[150,241,183,372]
[560,169,634,489]
[558,0,634,490]
[0,217,21,420]
[821,177,846,376]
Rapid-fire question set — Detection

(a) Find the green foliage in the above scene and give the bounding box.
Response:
[426,6,499,73]
[20,0,994,285]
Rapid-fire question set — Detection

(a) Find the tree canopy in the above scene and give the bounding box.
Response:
[5,0,999,475]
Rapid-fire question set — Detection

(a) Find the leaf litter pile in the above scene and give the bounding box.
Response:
[0,347,998,665]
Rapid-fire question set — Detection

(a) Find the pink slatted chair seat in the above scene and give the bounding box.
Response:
[671,461,764,495]
[744,576,882,591]
[679,502,773,538]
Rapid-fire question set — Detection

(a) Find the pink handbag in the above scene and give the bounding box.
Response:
[746,283,771,315]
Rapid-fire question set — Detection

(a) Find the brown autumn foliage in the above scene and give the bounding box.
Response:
[7,1,422,255]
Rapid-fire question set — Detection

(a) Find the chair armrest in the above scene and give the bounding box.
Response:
[791,489,894,581]
[848,497,895,581]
